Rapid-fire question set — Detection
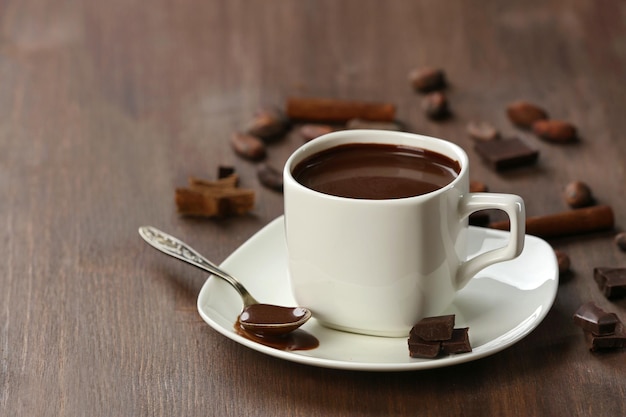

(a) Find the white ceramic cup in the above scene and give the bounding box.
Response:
[283,130,525,337]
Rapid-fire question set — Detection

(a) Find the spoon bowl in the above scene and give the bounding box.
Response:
[239,305,312,336]
[138,226,311,336]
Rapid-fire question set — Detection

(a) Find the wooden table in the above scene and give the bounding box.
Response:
[2,1,625,415]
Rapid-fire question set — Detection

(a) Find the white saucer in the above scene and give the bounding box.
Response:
[197,216,558,372]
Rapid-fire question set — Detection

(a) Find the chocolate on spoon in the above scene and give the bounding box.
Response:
[138,226,312,336]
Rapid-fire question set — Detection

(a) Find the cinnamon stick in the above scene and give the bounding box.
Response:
[286,97,396,122]
[175,187,255,217]
[188,174,239,189]
[176,174,255,217]
[489,205,614,238]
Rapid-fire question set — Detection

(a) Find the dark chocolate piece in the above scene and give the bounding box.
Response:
[572,302,619,335]
[585,323,626,351]
[593,267,626,299]
[410,314,455,341]
[217,165,236,179]
[474,137,539,170]
[441,328,472,354]
[407,315,474,359]
[408,338,441,359]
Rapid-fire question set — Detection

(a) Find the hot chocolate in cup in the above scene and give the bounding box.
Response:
[283,130,525,337]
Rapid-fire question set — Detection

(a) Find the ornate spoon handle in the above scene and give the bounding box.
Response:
[138,226,258,306]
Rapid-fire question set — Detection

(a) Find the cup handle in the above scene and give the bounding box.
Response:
[455,192,526,289]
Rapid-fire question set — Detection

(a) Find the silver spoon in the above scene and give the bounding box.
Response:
[138,226,311,336]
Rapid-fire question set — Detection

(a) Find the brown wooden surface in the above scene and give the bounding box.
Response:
[2,1,626,415]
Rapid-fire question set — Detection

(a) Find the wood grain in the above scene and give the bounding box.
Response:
[1,0,625,416]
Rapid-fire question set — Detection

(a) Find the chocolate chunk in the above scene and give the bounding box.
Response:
[441,328,472,354]
[410,314,455,341]
[408,315,473,359]
[585,323,626,351]
[593,267,609,287]
[474,137,539,170]
[217,166,236,179]
[594,267,626,299]
[573,302,619,335]
[408,338,441,359]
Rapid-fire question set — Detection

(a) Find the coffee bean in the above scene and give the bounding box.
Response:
[563,181,593,208]
[298,124,334,142]
[257,163,283,192]
[230,131,266,161]
[467,121,499,141]
[532,120,577,143]
[246,107,289,141]
[506,101,548,128]
[409,67,446,92]
[614,232,626,251]
[422,91,449,120]
[554,249,570,274]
